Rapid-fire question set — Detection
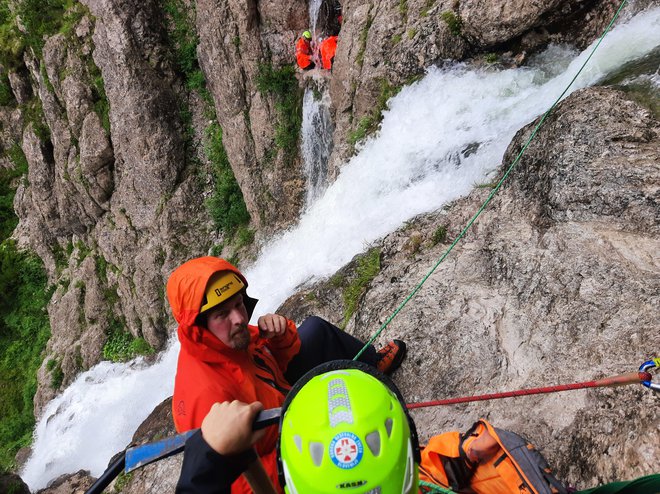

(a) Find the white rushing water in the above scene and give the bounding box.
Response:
[301,81,334,207]
[21,7,660,490]
[308,0,323,38]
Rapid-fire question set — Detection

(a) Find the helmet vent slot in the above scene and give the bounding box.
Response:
[309,441,324,466]
[385,418,393,437]
[365,431,381,456]
[293,434,303,453]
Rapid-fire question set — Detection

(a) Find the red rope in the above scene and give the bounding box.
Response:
[407,371,652,410]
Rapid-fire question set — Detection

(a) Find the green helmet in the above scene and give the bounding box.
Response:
[278,361,419,493]
[302,30,312,40]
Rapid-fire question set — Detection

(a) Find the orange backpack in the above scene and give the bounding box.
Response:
[419,419,568,494]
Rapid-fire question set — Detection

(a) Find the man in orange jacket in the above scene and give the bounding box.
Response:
[167,256,406,494]
[295,30,314,70]
[319,35,338,70]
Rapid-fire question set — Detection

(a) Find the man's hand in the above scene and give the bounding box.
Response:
[257,314,288,339]
[201,401,265,456]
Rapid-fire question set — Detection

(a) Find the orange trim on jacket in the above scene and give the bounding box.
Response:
[167,257,301,494]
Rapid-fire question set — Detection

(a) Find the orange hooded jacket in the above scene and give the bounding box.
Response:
[295,36,313,69]
[319,35,338,70]
[168,256,301,494]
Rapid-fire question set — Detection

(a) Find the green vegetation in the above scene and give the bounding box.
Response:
[112,470,133,492]
[23,98,51,142]
[392,33,402,45]
[421,0,436,17]
[102,322,155,363]
[441,11,462,36]
[0,71,14,106]
[356,12,374,67]
[1,0,107,136]
[162,0,204,93]
[348,115,374,149]
[431,225,447,245]
[399,0,408,17]
[95,254,109,283]
[51,241,71,275]
[340,248,381,328]
[0,144,28,240]
[91,68,111,134]
[348,79,401,149]
[46,358,64,389]
[74,240,92,266]
[10,0,81,58]
[233,225,255,250]
[161,0,251,239]
[256,63,303,165]
[205,122,251,234]
[0,241,52,470]
[407,28,417,39]
[0,2,24,70]
[485,53,499,64]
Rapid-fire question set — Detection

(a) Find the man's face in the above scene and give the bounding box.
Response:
[206,292,250,350]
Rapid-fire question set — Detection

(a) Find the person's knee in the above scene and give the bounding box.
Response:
[300,315,328,330]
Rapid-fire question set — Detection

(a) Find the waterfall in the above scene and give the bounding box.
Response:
[308,0,323,39]
[20,7,660,490]
[301,80,334,207]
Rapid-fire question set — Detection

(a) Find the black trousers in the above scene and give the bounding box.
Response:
[284,316,378,384]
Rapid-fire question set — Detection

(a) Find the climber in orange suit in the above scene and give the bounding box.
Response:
[295,31,314,70]
[319,35,338,70]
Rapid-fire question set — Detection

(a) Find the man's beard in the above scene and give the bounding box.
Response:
[229,325,251,350]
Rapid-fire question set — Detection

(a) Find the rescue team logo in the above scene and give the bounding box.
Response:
[329,432,363,469]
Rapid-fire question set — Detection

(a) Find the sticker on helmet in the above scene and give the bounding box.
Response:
[329,432,363,469]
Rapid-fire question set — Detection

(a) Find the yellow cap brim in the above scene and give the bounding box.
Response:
[200,271,246,313]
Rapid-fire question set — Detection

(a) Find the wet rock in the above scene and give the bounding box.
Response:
[0,473,30,494]
[35,470,94,494]
[281,86,658,486]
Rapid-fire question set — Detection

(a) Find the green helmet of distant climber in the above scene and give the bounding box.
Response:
[302,30,312,40]
[278,361,420,493]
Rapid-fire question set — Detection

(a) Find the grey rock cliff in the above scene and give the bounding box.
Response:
[75,83,658,492]
[283,86,659,485]
[0,0,656,487]
[196,0,308,230]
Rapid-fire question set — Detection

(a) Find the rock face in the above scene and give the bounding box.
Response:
[282,86,659,486]
[34,470,94,494]
[0,0,655,487]
[0,472,30,494]
[109,398,181,494]
[196,0,308,230]
[47,83,658,491]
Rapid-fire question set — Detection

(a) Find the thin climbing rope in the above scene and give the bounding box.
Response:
[406,371,651,409]
[419,480,456,493]
[353,0,629,360]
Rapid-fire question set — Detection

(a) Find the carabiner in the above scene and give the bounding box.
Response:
[639,358,660,392]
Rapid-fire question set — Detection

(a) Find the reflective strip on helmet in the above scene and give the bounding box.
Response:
[282,460,299,494]
[402,439,416,494]
[328,378,354,427]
